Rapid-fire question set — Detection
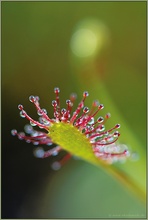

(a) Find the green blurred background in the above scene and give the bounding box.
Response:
[2,2,146,218]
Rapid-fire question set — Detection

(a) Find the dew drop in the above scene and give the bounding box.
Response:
[61,108,67,114]
[115,124,120,129]
[97,116,104,123]
[99,104,104,110]
[83,91,89,97]
[107,136,114,142]
[41,117,50,126]
[30,121,37,126]
[114,131,120,137]
[54,87,60,94]
[54,111,59,118]
[92,100,99,107]
[104,131,109,136]
[34,147,44,158]
[88,117,94,125]
[24,124,33,134]
[42,108,47,114]
[52,151,59,156]
[20,110,26,118]
[66,99,71,105]
[124,150,130,157]
[11,129,17,136]
[95,152,104,157]
[33,141,39,145]
[47,142,53,146]
[29,95,36,103]
[100,139,107,144]
[19,132,25,137]
[83,107,89,114]
[105,113,111,118]
[18,104,23,110]
[26,140,31,143]
[104,146,111,153]
[18,132,25,140]
[52,100,57,107]
[35,96,40,101]
[31,131,39,137]
[51,161,61,170]
[98,124,105,131]
[70,93,77,100]
[37,109,43,116]
[39,117,44,124]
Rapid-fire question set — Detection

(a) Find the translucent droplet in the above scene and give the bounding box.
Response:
[26,140,31,143]
[104,131,109,136]
[104,146,111,153]
[100,139,106,144]
[97,116,104,123]
[54,111,59,118]
[114,131,120,137]
[66,99,71,105]
[39,117,42,124]
[33,141,39,145]
[98,124,105,131]
[70,93,77,100]
[98,146,105,153]
[41,117,50,126]
[24,124,33,134]
[99,104,104,110]
[18,104,23,110]
[83,91,89,97]
[29,95,36,103]
[54,87,60,94]
[124,150,130,157]
[95,152,104,158]
[88,117,94,125]
[105,113,111,119]
[31,131,39,137]
[47,142,53,146]
[18,132,25,140]
[35,96,40,101]
[34,147,44,158]
[19,132,25,137]
[107,136,114,142]
[20,110,26,118]
[115,124,120,129]
[11,129,17,136]
[51,161,61,170]
[52,100,57,107]
[42,108,47,114]
[83,107,89,114]
[90,136,100,143]
[37,109,43,116]
[118,144,128,152]
[61,108,66,115]
[52,151,59,156]
[92,100,99,107]
[30,121,37,126]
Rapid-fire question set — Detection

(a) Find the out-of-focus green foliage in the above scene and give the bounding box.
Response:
[2,2,146,218]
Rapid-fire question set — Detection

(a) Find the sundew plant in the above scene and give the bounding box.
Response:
[12,88,129,167]
[12,87,145,202]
